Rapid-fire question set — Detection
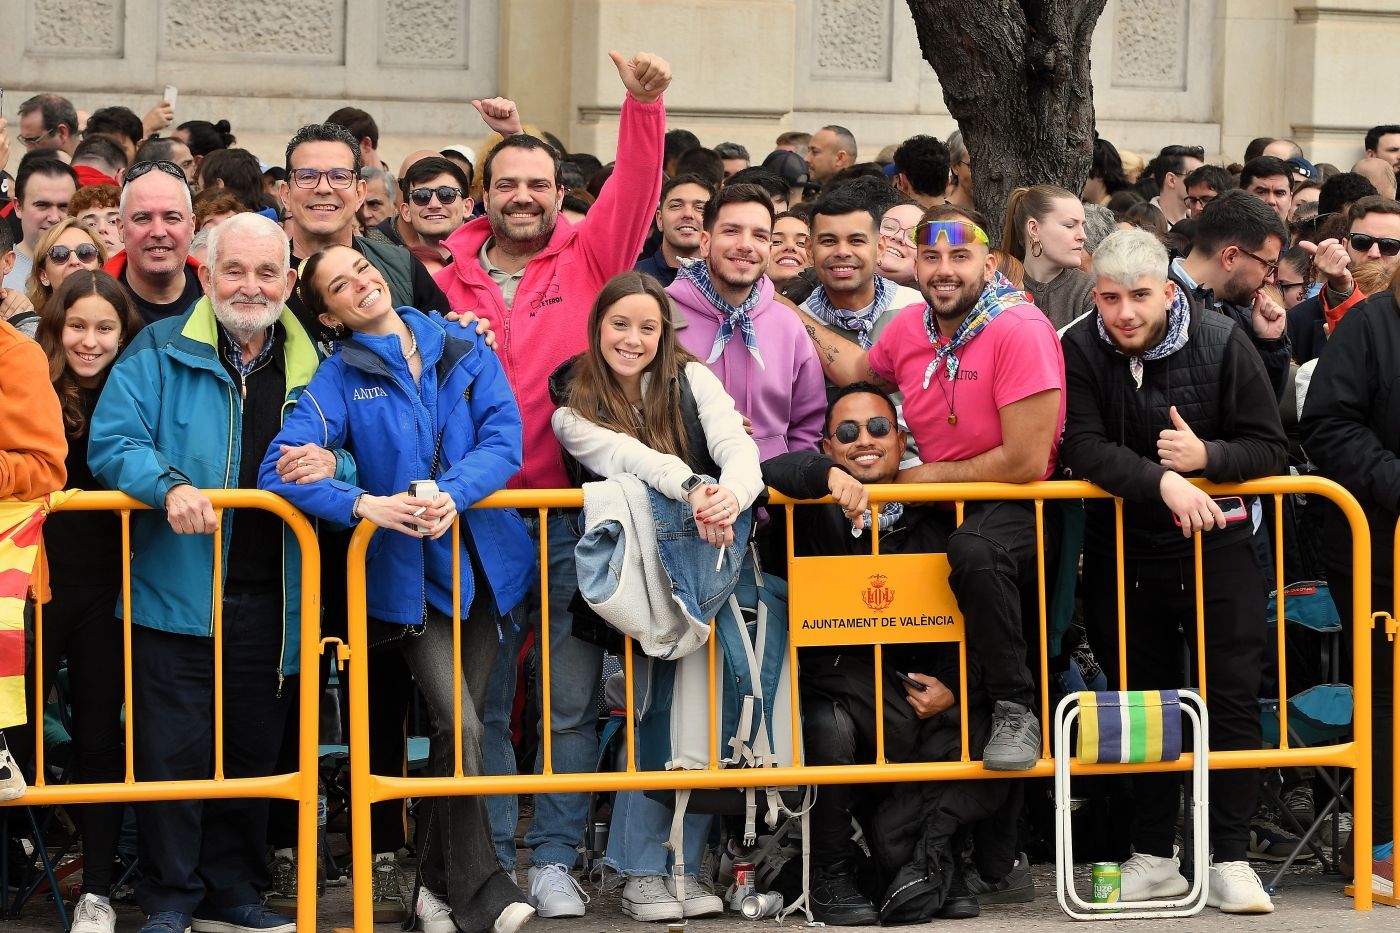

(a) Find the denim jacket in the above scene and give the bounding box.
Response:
[576,473,753,660]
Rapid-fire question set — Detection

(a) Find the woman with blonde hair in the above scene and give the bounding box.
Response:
[1000,184,1095,329]
[19,219,108,337]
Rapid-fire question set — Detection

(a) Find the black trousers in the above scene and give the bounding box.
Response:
[942,500,1043,708]
[801,651,1018,880]
[131,589,290,914]
[1082,539,1266,863]
[6,582,125,894]
[1323,564,1394,846]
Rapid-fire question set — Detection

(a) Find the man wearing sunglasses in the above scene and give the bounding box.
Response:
[1062,228,1287,913]
[390,157,472,275]
[1290,195,1400,364]
[760,382,1032,924]
[105,160,203,326]
[1169,190,1291,397]
[795,204,1065,774]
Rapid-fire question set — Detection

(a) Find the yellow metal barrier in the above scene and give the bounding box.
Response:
[338,476,1374,927]
[14,490,322,929]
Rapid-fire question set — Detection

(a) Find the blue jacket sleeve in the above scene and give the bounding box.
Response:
[258,363,364,526]
[88,339,191,508]
[435,339,523,510]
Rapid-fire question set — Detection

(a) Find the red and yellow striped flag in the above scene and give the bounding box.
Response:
[0,492,76,729]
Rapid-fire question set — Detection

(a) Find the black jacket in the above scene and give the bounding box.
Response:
[1286,294,1326,365]
[1170,265,1291,398]
[1060,305,1288,558]
[1299,291,1400,580]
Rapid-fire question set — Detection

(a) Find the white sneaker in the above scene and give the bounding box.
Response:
[621,875,683,922]
[526,864,588,918]
[415,886,456,933]
[492,901,534,933]
[1119,852,1189,901]
[1207,861,1274,913]
[0,748,26,801]
[666,875,724,918]
[70,893,116,933]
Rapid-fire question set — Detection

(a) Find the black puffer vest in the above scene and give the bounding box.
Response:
[1063,305,1250,557]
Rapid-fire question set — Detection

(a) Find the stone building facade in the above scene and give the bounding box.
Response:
[1,0,1392,173]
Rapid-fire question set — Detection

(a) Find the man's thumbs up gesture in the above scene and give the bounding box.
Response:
[1157,405,1208,473]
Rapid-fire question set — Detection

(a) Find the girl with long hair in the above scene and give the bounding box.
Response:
[1001,184,1096,330]
[31,270,140,933]
[551,270,763,923]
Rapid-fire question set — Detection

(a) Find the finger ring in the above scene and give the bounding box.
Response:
[297,458,305,467]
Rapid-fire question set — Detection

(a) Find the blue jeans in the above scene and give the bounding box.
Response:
[604,791,710,877]
[482,509,603,870]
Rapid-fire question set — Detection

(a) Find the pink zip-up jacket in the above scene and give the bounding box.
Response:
[435,93,665,489]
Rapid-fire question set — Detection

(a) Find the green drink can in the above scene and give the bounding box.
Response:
[1091,862,1121,909]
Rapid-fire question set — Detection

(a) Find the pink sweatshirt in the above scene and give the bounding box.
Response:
[435,94,665,489]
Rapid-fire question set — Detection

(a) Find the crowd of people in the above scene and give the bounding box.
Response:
[1,50,1399,933]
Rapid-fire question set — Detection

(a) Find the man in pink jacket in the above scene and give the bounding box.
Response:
[432,50,670,918]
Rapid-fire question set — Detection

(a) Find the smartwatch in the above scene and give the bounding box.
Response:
[681,474,704,494]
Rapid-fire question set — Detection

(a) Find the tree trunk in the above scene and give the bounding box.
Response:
[905,0,1108,245]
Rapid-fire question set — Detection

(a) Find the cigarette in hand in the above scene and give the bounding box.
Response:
[715,544,725,571]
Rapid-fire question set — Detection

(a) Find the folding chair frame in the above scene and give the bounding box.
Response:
[1055,689,1210,920]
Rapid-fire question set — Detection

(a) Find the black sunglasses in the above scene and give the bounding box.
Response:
[47,243,101,264]
[1348,232,1400,257]
[408,185,463,206]
[832,416,893,444]
[124,160,189,187]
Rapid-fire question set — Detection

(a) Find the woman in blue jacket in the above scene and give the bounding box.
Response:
[258,245,534,933]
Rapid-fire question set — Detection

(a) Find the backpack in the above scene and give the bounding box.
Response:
[636,553,813,917]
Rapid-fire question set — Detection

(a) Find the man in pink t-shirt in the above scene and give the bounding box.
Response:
[795,203,1065,773]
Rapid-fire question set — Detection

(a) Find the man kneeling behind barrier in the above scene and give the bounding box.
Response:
[340,471,1378,929]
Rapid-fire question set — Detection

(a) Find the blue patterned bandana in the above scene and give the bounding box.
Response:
[922,272,1025,390]
[806,276,895,350]
[851,501,905,538]
[678,261,765,369]
[1095,281,1191,389]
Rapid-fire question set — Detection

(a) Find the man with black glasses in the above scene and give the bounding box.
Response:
[1168,190,1290,396]
[279,123,451,343]
[1289,195,1400,364]
[103,159,202,325]
[1184,164,1235,220]
[16,93,80,157]
[1148,144,1205,227]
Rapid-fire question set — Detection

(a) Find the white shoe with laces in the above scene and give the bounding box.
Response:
[415,886,456,933]
[526,864,589,918]
[1119,852,1189,901]
[0,747,26,802]
[666,875,724,918]
[1207,860,1274,913]
[621,875,683,922]
[70,893,116,933]
[492,901,534,933]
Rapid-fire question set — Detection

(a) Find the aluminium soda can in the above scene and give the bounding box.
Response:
[1091,861,1121,909]
[741,891,784,919]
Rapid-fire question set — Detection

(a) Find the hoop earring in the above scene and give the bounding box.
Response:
[1030,239,1043,258]
[332,323,346,337]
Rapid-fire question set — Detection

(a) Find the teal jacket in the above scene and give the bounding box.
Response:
[88,297,337,680]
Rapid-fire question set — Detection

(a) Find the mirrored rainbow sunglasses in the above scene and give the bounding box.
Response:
[911,220,990,247]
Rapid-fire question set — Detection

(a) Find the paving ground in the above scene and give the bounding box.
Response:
[9,858,1394,932]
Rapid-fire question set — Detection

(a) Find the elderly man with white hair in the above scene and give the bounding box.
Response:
[89,211,343,933]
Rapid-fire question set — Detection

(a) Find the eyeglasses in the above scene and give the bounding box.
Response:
[408,185,463,206]
[1237,247,1280,279]
[1348,232,1400,257]
[831,416,894,444]
[1183,194,1217,210]
[17,127,59,147]
[289,167,357,189]
[124,160,190,187]
[1277,279,1309,293]
[911,220,989,248]
[47,243,101,265]
[880,217,915,241]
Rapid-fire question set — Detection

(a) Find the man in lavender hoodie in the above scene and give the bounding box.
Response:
[666,183,826,459]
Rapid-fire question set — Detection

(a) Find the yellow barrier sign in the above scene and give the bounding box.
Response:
[788,553,964,646]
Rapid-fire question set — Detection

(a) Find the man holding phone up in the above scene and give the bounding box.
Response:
[1060,229,1288,914]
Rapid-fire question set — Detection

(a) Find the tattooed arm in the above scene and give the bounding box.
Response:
[791,304,898,392]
